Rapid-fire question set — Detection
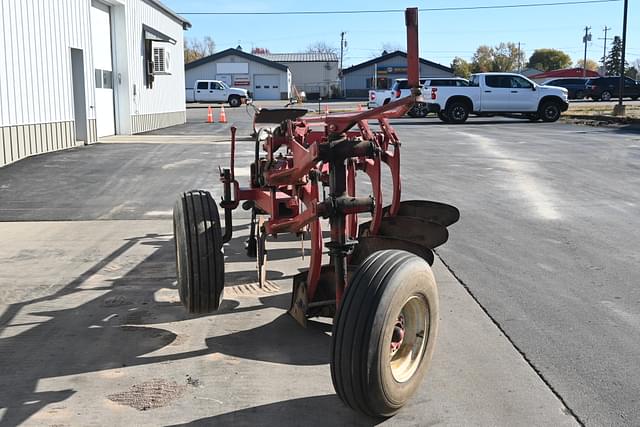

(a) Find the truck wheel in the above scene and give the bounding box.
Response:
[331,250,439,417]
[173,190,225,313]
[600,91,612,102]
[228,96,241,107]
[446,102,469,124]
[539,101,561,122]
[437,111,450,123]
[409,103,428,118]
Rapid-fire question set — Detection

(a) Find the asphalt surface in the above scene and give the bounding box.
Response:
[0,103,639,425]
[391,117,640,426]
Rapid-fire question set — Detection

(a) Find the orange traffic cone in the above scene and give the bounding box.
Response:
[357,104,363,112]
[324,104,330,114]
[219,105,227,123]
[207,105,214,123]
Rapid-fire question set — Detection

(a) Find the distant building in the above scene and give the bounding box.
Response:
[529,68,600,83]
[185,49,291,100]
[0,0,190,167]
[520,68,543,77]
[342,51,454,98]
[257,53,339,100]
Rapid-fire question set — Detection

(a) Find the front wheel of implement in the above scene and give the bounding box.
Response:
[331,250,439,417]
[173,190,225,313]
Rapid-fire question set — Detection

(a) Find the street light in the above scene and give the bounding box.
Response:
[614,0,628,116]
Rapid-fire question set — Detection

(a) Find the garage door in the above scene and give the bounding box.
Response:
[253,75,280,100]
[91,1,115,138]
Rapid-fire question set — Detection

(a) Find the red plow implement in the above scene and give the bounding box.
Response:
[173,8,459,417]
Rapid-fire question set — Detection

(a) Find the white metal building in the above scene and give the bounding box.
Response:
[256,53,339,99]
[185,49,291,101]
[0,0,190,167]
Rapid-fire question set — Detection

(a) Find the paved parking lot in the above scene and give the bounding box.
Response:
[1,104,639,425]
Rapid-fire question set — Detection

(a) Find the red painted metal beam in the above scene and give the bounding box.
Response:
[405,7,419,90]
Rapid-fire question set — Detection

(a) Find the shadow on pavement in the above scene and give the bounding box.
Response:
[0,232,330,426]
[167,395,379,427]
[394,118,533,126]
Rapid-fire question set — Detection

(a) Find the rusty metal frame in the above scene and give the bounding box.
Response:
[219,7,423,311]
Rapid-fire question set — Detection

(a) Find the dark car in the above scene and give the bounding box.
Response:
[584,76,640,101]
[542,78,589,99]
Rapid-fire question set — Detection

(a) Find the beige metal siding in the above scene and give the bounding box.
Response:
[0,0,95,166]
[130,111,186,134]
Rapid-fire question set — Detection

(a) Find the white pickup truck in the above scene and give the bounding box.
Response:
[367,88,393,109]
[427,73,569,123]
[367,78,426,109]
[186,80,250,107]
[390,77,468,117]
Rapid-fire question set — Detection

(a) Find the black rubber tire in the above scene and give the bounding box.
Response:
[437,111,450,123]
[331,250,439,418]
[409,103,428,118]
[539,101,561,122]
[228,96,241,107]
[173,190,225,313]
[445,102,469,124]
[600,91,612,102]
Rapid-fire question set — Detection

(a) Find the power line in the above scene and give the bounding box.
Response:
[179,0,620,15]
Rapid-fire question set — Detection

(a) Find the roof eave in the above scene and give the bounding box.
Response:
[143,0,191,29]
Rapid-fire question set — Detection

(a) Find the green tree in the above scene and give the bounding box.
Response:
[471,45,494,72]
[451,57,471,78]
[626,66,638,80]
[493,42,525,72]
[575,59,599,71]
[470,43,525,73]
[527,49,572,71]
[184,36,215,63]
[605,36,627,76]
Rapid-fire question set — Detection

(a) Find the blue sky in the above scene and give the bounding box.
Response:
[165,0,639,69]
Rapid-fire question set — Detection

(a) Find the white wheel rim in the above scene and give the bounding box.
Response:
[389,294,429,383]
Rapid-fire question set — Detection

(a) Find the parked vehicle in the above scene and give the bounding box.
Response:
[426,73,569,124]
[186,80,249,107]
[542,78,589,99]
[367,78,428,110]
[584,76,640,101]
[391,77,468,117]
[367,88,393,109]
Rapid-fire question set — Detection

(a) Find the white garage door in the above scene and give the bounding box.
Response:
[253,74,280,100]
[91,1,115,138]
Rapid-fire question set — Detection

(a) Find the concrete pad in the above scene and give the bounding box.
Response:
[0,220,577,426]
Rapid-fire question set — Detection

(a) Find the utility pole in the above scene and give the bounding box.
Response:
[582,26,592,78]
[598,26,611,73]
[339,31,346,98]
[614,0,628,115]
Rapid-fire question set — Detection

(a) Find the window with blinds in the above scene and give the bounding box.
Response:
[153,47,170,73]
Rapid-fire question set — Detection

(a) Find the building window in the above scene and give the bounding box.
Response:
[95,69,102,88]
[153,47,170,73]
[102,70,113,89]
[366,77,390,90]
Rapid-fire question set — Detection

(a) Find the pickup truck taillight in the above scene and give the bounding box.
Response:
[370,92,376,101]
[394,89,400,98]
[431,87,437,100]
